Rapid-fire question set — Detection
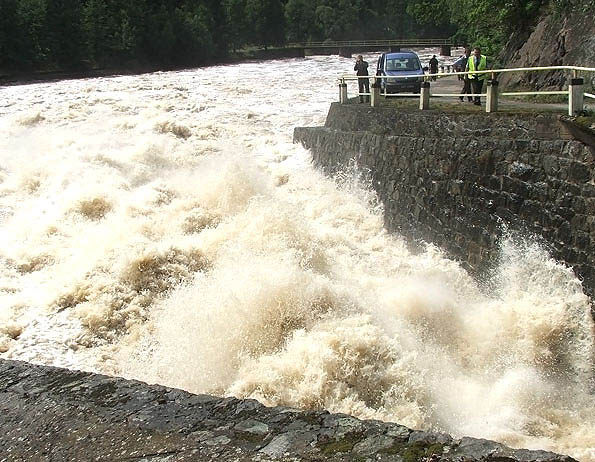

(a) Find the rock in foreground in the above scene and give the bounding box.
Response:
[0,359,577,462]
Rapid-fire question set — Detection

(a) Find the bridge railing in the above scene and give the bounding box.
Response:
[288,39,453,48]
[339,65,595,115]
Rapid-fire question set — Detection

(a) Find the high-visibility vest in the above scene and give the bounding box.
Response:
[467,55,487,80]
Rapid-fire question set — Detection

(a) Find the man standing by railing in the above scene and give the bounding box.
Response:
[354,55,370,103]
[429,55,439,81]
[458,47,473,101]
[466,47,487,106]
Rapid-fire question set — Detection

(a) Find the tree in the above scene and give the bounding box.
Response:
[171,2,215,64]
[245,0,286,49]
[406,0,546,55]
[0,0,20,68]
[82,0,110,64]
[285,0,317,42]
[224,0,249,51]
[142,2,177,63]
[203,0,229,56]
[44,0,85,68]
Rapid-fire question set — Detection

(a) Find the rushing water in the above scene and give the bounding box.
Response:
[0,49,593,460]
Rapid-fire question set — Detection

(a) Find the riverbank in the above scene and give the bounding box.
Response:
[0,47,305,87]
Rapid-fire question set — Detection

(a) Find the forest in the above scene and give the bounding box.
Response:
[0,0,591,73]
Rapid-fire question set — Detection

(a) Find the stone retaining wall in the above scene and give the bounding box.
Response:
[0,359,578,462]
[294,103,595,299]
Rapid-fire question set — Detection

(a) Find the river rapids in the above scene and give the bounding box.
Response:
[0,50,593,460]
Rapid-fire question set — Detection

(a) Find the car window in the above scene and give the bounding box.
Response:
[386,58,420,71]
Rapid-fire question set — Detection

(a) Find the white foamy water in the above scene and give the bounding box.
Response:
[1,49,593,461]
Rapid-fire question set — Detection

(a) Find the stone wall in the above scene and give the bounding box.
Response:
[294,103,595,299]
[0,358,578,461]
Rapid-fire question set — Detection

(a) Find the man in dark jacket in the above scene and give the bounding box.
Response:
[459,47,472,102]
[429,55,439,81]
[354,55,369,103]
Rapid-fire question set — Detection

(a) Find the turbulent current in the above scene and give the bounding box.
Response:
[0,50,594,461]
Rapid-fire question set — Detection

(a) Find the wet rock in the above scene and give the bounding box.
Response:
[353,434,395,455]
[0,359,579,462]
[409,431,454,446]
[235,419,269,436]
[259,433,293,458]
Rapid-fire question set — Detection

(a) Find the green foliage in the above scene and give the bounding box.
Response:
[0,0,225,71]
[551,0,595,12]
[44,0,85,68]
[245,0,285,49]
[224,0,248,51]
[285,0,317,42]
[3,0,571,74]
[406,0,553,55]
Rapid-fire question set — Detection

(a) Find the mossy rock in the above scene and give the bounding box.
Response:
[319,433,365,456]
[381,441,445,462]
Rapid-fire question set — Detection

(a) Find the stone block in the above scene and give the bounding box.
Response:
[542,155,560,175]
[572,231,591,249]
[568,160,590,182]
[582,182,595,198]
[556,221,573,243]
[571,213,589,231]
[509,161,535,180]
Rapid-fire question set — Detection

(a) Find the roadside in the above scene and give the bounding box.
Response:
[355,75,594,114]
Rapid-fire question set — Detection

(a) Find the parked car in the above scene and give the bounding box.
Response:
[376,51,424,94]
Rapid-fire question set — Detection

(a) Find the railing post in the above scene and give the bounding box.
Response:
[486,79,499,113]
[370,78,381,107]
[568,78,584,115]
[339,79,348,104]
[419,81,430,110]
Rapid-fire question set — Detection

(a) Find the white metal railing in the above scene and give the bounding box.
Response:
[339,65,595,114]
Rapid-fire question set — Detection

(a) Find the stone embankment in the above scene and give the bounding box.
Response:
[294,103,595,301]
[0,359,578,462]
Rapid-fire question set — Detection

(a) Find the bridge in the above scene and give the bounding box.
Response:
[286,39,455,57]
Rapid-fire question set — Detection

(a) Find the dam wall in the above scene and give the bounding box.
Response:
[294,103,595,300]
[0,358,578,461]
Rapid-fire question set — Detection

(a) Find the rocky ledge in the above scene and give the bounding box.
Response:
[0,359,577,462]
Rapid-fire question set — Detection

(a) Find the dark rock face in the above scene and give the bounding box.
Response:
[499,9,595,91]
[0,359,578,462]
[294,103,595,301]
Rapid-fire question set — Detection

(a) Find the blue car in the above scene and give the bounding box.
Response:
[375,51,424,94]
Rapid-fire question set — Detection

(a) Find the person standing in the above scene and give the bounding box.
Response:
[459,47,473,101]
[466,47,487,106]
[429,55,439,81]
[354,55,370,103]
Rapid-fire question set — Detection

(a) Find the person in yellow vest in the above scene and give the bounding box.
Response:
[466,47,488,106]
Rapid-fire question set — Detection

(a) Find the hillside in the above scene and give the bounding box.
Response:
[499,5,595,91]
